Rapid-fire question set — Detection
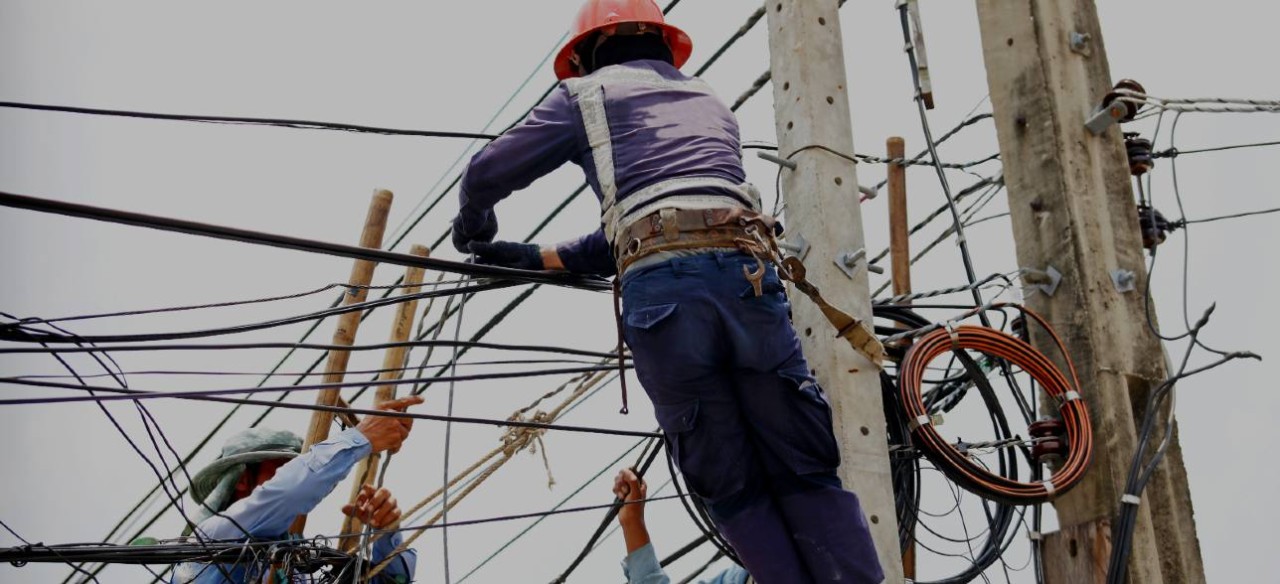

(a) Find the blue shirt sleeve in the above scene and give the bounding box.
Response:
[621,543,749,584]
[193,428,373,541]
[556,228,616,276]
[371,529,419,583]
[457,85,583,235]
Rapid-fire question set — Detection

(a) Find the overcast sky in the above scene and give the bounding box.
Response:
[2,1,1277,582]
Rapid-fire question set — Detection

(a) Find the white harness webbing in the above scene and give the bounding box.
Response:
[565,67,761,244]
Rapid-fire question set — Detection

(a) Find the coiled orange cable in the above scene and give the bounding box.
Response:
[898,305,1092,505]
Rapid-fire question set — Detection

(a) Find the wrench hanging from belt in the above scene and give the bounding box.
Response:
[737,218,886,366]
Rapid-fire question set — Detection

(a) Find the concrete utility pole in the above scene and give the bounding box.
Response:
[765,1,904,579]
[974,2,1204,582]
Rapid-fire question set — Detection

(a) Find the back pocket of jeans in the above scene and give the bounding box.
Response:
[624,303,678,330]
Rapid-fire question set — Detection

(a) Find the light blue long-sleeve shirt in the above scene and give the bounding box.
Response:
[623,543,750,584]
[173,429,417,583]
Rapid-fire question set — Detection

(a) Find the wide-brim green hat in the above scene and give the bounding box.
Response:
[189,428,303,512]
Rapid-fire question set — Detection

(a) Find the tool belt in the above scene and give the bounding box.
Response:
[611,206,885,366]
[613,207,776,275]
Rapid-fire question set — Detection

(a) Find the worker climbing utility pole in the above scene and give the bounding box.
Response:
[974,2,1204,583]
[765,2,904,579]
[291,188,394,535]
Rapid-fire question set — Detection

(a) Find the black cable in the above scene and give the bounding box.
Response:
[8,280,462,329]
[0,101,500,141]
[659,533,712,568]
[0,281,520,344]
[0,190,610,292]
[1175,206,1280,225]
[0,377,660,439]
[0,338,618,359]
[550,436,664,583]
[1152,139,1280,158]
[0,365,630,407]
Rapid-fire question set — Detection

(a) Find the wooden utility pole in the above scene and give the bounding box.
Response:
[291,189,394,535]
[765,2,904,580]
[974,2,1204,582]
[885,136,915,580]
[338,244,431,551]
[887,137,912,301]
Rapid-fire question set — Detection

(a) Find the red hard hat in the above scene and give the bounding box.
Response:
[553,0,693,80]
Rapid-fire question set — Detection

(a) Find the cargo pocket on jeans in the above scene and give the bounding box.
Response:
[776,365,842,475]
[624,303,678,330]
[654,399,747,503]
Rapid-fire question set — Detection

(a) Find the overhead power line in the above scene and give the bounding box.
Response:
[0,190,609,292]
[0,101,500,141]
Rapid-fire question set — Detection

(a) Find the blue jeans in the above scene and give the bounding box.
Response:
[621,251,884,584]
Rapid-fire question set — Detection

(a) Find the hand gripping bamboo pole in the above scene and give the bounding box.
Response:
[338,244,430,551]
[289,189,393,535]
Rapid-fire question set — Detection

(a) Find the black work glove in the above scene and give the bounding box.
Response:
[451,213,499,254]
[468,241,544,271]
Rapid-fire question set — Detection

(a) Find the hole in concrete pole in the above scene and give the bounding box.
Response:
[776,3,782,11]
[783,81,790,91]
[1069,539,1079,557]
[870,515,880,524]
[818,16,826,25]
[787,121,794,130]
[1007,37,1014,47]
[860,426,870,436]
[826,96,834,104]
[804,327,813,337]
[834,177,844,186]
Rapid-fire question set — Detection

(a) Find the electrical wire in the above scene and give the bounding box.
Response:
[898,306,1093,505]
[0,101,500,140]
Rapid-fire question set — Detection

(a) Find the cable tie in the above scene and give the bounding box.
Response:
[1027,530,1043,542]
[1061,390,1082,404]
[903,42,914,53]
[908,414,931,431]
[895,0,909,8]
[1121,493,1141,506]
[954,233,967,246]
[1043,480,1057,497]
[943,320,961,350]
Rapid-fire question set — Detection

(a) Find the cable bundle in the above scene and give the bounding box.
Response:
[898,310,1092,505]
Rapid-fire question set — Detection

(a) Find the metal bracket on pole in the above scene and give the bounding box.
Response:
[756,151,797,170]
[1111,269,1136,293]
[1085,101,1129,134]
[835,248,884,279]
[1021,265,1063,297]
[1069,31,1092,56]
[779,233,811,261]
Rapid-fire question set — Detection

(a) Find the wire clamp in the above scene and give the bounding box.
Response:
[1121,493,1142,506]
[908,414,941,432]
[943,320,961,350]
[1061,390,1083,404]
[1027,530,1044,542]
[1043,479,1057,497]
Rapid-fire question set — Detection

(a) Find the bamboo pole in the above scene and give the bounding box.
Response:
[289,189,394,535]
[338,244,431,551]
